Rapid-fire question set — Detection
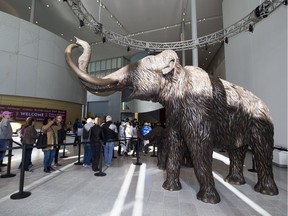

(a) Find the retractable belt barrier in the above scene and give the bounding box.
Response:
[0,136,145,200]
[1,136,286,201]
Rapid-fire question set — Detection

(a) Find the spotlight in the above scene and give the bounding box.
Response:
[102,36,106,43]
[224,37,228,44]
[254,6,261,18]
[249,24,254,32]
[79,20,84,27]
[127,46,130,52]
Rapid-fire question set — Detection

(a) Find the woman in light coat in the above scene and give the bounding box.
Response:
[42,117,61,173]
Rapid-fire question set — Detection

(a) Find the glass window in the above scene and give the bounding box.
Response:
[117,57,122,68]
[89,62,96,73]
[112,58,117,69]
[96,61,101,71]
[101,60,106,70]
[106,59,111,69]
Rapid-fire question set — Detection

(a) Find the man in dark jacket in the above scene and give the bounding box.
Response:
[90,117,104,172]
[54,115,67,166]
[101,115,118,166]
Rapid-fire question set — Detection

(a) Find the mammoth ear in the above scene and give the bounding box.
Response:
[161,58,176,75]
[160,50,178,75]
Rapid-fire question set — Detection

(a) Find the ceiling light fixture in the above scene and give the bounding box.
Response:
[79,20,84,27]
[102,36,106,43]
[249,24,254,32]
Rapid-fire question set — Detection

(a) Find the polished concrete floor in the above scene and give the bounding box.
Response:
[0,136,287,216]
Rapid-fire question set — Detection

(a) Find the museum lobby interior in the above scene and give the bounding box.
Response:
[0,0,287,215]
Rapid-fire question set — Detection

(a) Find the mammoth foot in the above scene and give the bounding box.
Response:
[158,165,166,170]
[225,174,246,185]
[254,182,279,195]
[162,179,182,191]
[157,162,166,170]
[197,187,221,204]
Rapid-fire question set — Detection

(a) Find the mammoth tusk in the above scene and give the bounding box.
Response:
[79,79,116,94]
[75,36,91,72]
[65,42,118,86]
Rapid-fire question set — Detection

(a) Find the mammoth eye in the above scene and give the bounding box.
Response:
[146,57,153,64]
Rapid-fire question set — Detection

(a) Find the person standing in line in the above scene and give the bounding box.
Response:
[42,117,61,173]
[73,118,82,146]
[90,117,104,172]
[124,120,133,156]
[118,120,126,156]
[102,115,118,167]
[17,117,33,169]
[141,122,152,155]
[131,121,139,157]
[22,117,37,171]
[54,115,67,167]
[82,117,94,167]
[0,111,13,175]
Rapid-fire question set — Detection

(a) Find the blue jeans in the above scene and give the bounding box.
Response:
[24,144,33,170]
[0,139,8,162]
[104,141,114,166]
[83,141,92,165]
[43,149,55,169]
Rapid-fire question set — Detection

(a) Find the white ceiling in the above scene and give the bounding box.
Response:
[0,0,224,69]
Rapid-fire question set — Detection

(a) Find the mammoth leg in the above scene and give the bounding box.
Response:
[162,130,182,191]
[225,145,248,185]
[252,123,279,195]
[190,134,220,204]
[157,137,168,170]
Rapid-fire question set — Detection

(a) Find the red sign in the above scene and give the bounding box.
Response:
[0,105,66,122]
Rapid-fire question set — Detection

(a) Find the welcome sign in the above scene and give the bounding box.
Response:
[0,105,66,122]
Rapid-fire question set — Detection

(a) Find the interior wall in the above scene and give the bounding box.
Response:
[87,92,122,122]
[206,43,226,79]
[0,11,86,105]
[223,1,287,149]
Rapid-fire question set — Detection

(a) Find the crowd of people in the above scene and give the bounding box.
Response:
[0,111,160,176]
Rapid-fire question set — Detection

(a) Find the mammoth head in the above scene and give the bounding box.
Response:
[65,38,180,100]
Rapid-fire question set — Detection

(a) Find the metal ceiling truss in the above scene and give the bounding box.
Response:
[65,0,286,52]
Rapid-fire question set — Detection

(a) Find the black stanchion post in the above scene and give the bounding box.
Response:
[74,138,83,165]
[60,141,68,158]
[1,139,16,178]
[10,144,31,199]
[150,142,157,157]
[133,139,142,166]
[94,143,106,177]
[248,153,257,172]
[112,139,117,159]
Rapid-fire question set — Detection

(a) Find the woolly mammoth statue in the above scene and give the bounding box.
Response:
[65,38,278,204]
